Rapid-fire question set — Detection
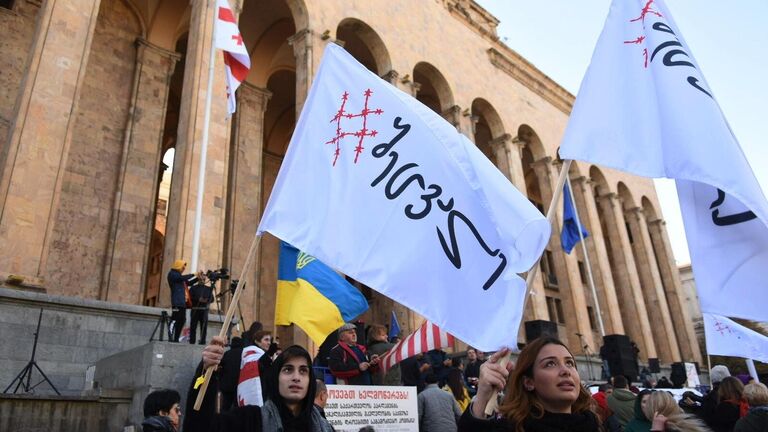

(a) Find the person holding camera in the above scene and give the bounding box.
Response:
[189,271,213,345]
[167,259,196,342]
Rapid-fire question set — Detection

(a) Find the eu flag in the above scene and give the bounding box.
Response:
[561,182,589,254]
[275,241,368,344]
[388,310,401,341]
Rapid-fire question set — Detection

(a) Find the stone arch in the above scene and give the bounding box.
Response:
[145,0,189,50]
[242,0,297,86]
[471,98,505,166]
[617,182,637,211]
[336,18,392,75]
[588,166,612,197]
[518,124,547,161]
[284,0,309,32]
[120,0,147,38]
[641,196,659,221]
[413,62,455,114]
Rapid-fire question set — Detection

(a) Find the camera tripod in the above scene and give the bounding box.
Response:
[149,310,171,342]
[4,308,60,395]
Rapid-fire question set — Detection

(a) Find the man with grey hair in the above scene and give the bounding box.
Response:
[329,323,380,385]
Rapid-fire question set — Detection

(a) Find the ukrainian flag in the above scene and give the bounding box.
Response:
[275,241,368,344]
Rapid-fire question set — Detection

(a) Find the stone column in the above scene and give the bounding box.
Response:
[101,39,181,304]
[649,218,702,363]
[596,193,657,360]
[0,0,103,285]
[163,0,231,290]
[571,176,624,336]
[531,158,595,350]
[442,105,462,132]
[224,83,271,326]
[488,133,513,183]
[506,137,529,193]
[625,207,681,362]
[288,29,314,114]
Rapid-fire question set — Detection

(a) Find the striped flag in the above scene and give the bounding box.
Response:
[214,0,250,116]
[379,320,454,373]
[237,345,265,406]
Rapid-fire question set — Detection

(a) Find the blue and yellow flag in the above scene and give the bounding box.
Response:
[275,241,368,344]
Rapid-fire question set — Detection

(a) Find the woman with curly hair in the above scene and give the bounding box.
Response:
[643,391,709,432]
[458,336,600,432]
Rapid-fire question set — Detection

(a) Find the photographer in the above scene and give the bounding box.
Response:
[189,271,213,345]
[167,259,196,342]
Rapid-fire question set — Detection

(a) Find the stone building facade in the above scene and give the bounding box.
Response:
[0,0,701,365]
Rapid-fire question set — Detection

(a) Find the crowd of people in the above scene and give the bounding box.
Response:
[140,317,768,432]
[161,263,768,432]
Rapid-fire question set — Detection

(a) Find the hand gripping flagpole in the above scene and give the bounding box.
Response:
[565,175,605,337]
[194,233,262,410]
[484,159,572,416]
[189,0,218,272]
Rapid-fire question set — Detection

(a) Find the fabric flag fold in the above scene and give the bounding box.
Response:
[214,0,250,116]
[237,345,264,407]
[559,0,768,321]
[703,313,768,363]
[257,43,550,351]
[379,321,454,374]
[388,310,401,342]
[561,182,589,254]
[275,241,368,345]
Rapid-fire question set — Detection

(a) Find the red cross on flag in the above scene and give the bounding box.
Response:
[214,0,250,116]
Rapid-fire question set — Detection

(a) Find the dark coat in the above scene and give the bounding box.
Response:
[167,269,193,308]
[734,407,768,432]
[457,406,601,432]
[142,415,175,432]
[709,400,741,432]
[328,343,376,385]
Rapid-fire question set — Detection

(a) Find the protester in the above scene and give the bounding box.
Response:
[314,379,329,412]
[625,389,653,432]
[735,382,768,432]
[194,337,334,431]
[592,383,614,424]
[656,376,673,389]
[329,323,379,385]
[189,271,212,345]
[608,375,637,427]
[142,389,182,432]
[401,353,430,392]
[218,322,262,411]
[640,391,709,432]
[427,348,452,387]
[464,348,482,395]
[366,324,400,385]
[443,368,471,412]
[418,373,462,431]
[237,330,274,407]
[458,337,600,431]
[709,376,746,432]
[167,259,195,342]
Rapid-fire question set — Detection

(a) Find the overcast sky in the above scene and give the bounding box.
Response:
[476,0,768,265]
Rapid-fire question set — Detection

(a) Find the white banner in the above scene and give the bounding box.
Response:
[324,385,418,432]
[258,44,550,350]
[703,313,768,363]
[559,0,768,321]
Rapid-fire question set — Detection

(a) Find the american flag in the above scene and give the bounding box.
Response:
[379,320,454,373]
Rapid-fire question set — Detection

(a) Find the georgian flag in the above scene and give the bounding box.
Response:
[237,345,265,406]
[559,0,768,322]
[214,0,250,116]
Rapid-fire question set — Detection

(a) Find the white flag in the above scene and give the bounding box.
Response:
[703,313,768,363]
[258,44,550,351]
[214,0,250,116]
[559,0,768,321]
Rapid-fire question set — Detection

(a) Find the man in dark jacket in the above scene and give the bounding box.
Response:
[329,322,379,385]
[167,259,195,342]
[189,272,212,345]
[366,324,399,385]
[142,389,182,432]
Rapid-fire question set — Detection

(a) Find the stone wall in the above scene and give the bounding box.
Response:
[0,286,222,396]
[0,393,131,432]
[0,0,42,155]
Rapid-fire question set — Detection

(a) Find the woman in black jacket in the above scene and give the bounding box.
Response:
[458,336,600,432]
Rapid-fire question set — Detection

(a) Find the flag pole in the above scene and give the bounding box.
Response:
[190,0,219,272]
[485,159,572,416]
[194,232,262,410]
[746,358,760,383]
[566,175,606,336]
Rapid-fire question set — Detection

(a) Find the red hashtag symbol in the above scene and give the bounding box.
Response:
[232,34,243,46]
[325,89,384,166]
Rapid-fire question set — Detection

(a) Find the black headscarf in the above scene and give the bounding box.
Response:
[262,345,319,429]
